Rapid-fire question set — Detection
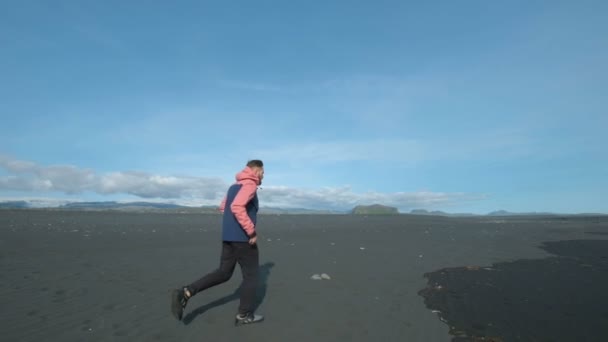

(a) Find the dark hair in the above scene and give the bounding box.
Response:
[247,159,264,168]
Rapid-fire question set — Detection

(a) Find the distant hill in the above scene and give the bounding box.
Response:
[259,207,344,215]
[56,201,189,211]
[0,200,341,215]
[0,201,29,209]
[1,200,606,216]
[487,210,557,216]
[61,201,186,209]
[410,209,476,217]
[351,204,399,215]
[56,202,224,213]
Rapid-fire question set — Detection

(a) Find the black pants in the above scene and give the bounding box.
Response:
[187,241,259,314]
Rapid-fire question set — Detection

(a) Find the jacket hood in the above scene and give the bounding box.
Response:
[235,166,261,185]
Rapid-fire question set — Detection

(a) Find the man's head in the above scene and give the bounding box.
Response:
[247,159,264,184]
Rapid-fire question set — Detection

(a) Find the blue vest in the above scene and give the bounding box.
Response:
[221,183,259,242]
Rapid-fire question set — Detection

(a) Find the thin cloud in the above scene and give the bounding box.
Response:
[0,155,225,200]
[258,185,482,211]
[313,74,444,133]
[254,139,425,164]
[0,155,482,210]
[98,171,225,199]
[0,157,38,173]
[253,134,542,167]
[219,80,283,92]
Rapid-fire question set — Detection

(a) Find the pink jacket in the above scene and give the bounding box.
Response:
[219,166,261,236]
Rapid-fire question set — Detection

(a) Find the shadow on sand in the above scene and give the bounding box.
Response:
[182,261,275,325]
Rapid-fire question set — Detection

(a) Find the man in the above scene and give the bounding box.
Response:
[171,159,265,326]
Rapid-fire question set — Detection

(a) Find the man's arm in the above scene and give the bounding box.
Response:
[218,195,227,213]
[230,183,257,237]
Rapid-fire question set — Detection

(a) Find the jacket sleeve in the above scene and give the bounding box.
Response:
[230,183,257,237]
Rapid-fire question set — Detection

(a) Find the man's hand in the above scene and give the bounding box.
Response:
[248,236,257,245]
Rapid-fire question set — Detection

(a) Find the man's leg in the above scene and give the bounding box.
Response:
[234,242,263,325]
[171,242,237,321]
[188,241,238,295]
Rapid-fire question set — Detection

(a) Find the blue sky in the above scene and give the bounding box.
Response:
[1,0,607,214]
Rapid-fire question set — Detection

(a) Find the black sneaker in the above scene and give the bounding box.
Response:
[234,312,264,326]
[170,287,190,321]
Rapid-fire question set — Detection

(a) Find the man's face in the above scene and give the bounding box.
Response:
[254,167,264,184]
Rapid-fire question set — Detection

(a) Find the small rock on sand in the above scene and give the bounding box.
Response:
[311,273,331,280]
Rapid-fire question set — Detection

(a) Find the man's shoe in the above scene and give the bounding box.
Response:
[170,287,190,321]
[234,312,264,326]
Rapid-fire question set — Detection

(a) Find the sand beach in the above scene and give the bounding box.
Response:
[1,210,607,341]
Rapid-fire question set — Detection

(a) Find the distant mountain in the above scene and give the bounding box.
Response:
[1,200,606,216]
[351,204,399,215]
[486,210,557,216]
[410,209,477,217]
[61,201,187,209]
[0,201,29,209]
[59,202,344,215]
[0,200,342,215]
[260,207,344,215]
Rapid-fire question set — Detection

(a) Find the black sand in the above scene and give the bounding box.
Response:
[419,239,608,342]
[1,210,607,341]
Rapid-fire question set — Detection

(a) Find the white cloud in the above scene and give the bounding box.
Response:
[1,157,38,173]
[0,155,225,200]
[97,171,225,199]
[0,155,482,211]
[258,185,482,211]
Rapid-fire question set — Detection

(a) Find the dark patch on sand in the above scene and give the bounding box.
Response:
[419,239,608,342]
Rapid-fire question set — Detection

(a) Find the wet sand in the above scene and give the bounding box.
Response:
[419,239,608,341]
[1,210,607,341]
